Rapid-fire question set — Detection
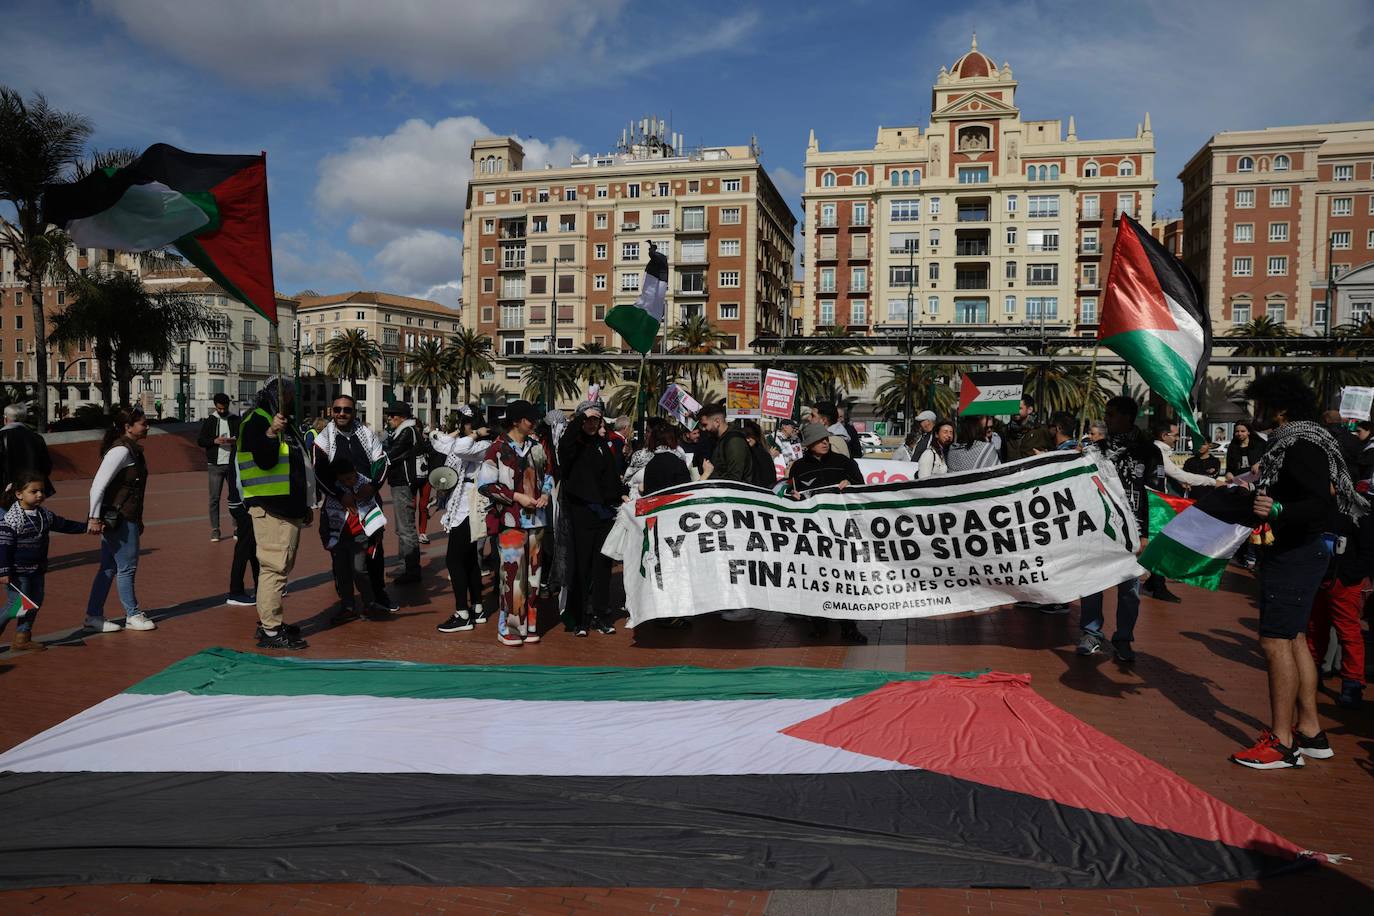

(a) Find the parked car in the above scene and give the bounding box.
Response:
[858,431,882,453]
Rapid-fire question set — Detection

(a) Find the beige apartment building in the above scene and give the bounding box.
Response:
[801,37,1156,339]
[462,121,796,390]
[298,291,464,424]
[1179,121,1374,339]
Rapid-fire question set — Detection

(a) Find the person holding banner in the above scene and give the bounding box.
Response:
[320,453,386,624]
[946,415,1000,472]
[0,472,89,652]
[917,420,954,479]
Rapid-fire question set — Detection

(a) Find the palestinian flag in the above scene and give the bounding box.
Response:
[1,584,37,623]
[606,244,667,353]
[958,371,1023,417]
[1140,486,1256,589]
[1147,487,1193,538]
[43,144,277,322]
[1100,214,1210,437]
[0,648,1307,889]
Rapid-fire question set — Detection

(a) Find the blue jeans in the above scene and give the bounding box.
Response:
[1079,576,1141,643]
[86,518,141,624]
[3,572,44,634]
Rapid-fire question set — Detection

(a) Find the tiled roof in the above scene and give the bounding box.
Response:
[297,291,457,317]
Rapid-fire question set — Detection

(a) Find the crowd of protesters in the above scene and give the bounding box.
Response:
[0,369,1369,776]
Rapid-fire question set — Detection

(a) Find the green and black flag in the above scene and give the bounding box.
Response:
[43,144,277,322]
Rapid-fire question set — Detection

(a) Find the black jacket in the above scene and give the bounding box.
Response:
[0,424,53,495]
[644,452,691,494]
[196,412,241,464]
[1329,510,1374,586]
[1183,455,1222,479]
[239,410,310,520]
[1268,438,1337,552]
[1092,427,1160,536]
[558,426,625,509]
[383,421,425,487]
[1226,437,1267,475]
[710,429,756,483]
[789,450,863,493]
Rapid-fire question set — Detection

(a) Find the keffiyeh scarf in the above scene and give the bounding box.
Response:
[1255,420,1368,521]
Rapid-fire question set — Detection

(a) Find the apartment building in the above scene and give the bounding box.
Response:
[462,121,796,389]
[297,291,464,424]
[800,37,1156,338]
[1179,121,1374,335]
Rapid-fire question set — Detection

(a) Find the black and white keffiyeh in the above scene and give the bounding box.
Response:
[314,420,384,465]
[1255,421,1368,521]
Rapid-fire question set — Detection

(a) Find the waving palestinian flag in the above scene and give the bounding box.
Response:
[606,244,668,353]
[43,144,277,322]
[1100,214,1210,436]
[0,648,1309,890]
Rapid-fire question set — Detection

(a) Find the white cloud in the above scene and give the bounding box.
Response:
[418,282,462,308]
[374,229,461,293]
[273,230,367,295]
[769,166,803,207]
[316,116,580,245]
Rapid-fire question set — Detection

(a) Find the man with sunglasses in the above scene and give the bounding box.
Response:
[313,395,398,614]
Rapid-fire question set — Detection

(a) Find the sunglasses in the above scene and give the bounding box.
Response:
[332,406,355,415]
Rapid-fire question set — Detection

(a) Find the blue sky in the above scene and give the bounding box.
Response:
[5,0,1372,306]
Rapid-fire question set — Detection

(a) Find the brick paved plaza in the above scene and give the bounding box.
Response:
[2,468,1371,915]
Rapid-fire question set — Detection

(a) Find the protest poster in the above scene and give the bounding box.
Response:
[604,452,1143,626]
[725,368,762,419]
[761,369,799,419]
[658,383,702,425]
[959,371,1024,416]
[1338,386,1374,421]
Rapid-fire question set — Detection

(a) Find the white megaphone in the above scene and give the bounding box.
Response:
[428,465,459,491]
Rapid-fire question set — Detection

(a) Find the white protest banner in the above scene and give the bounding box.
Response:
[761,369,799,419]
[772,456,922,485]
[1338,386,1374,421]
[725,368,762,420]
[603,452,1143,626]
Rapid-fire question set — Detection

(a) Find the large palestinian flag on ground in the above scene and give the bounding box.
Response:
[0,648,1306,889]
[43,144,277,322]
[1100,213,1210,436]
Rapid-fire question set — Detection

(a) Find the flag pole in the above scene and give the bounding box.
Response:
[1076,341,1102,441]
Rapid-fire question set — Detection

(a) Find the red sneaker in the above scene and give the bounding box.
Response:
[1230,731,1304,769]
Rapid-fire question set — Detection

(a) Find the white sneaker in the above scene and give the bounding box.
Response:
[124,613,157,631]
[720,608,757,622]
[86,619,123,633]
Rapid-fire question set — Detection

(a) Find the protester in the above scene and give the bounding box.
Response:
[1077,396,1160,662]
[894,410,937,462]
[622,417,663,493]
[0,404,53,497]
[699,404,754,483]
[0,471,88,652]
[607,415,631,475]
[1307,483,1373,709]
[1144,419,1222,603]
[558,401,625,637]
[414,468,434,547]
[838,404,862,454]
[917,420,954,479]
[477,400,553,647]
[1323,409,1360,467]
[741,420,779,488]
[642,424,692,494]
[223,470,259,607]
[1048,411,1080,452]
[319,452,385,623]
[304,416,328,451]
[1087,421,1107,444]
[196,392,240,542]
[1183,441,1222,480]
[946,414,999,471]
[313,394,395,610]
[430,408,493,633]
[813,401,852,457]
[788,423,867,644]
[1350,420,1374,483]
[383,403,425,585]
[1230,371,1366,769]
[685,422,714,474]
[768,418,804,466]
[1225,421,1266,477]
[1004,396,1052,460]
[237,378,312,651]
[84,408,155,633]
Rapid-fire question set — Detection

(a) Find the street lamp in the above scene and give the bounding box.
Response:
[548,256,572,409]
[904,244,916,433]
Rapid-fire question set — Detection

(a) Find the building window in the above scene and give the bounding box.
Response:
[822,172,836,188]
[719,270,740,288]
[1268,222,1289,242]
[1235,188,1255,208]
[958,166,990,184]
[1116,193,1135,218]
[627,183,640,198]
[1234,223,1254,243]
[594,213,608,230]
[559,214,576,232]
[1332,197,1353,216]
[1005,226,1017,245]
[1332,230,1352,250]
[1004,295,1017,315]
[1267,256,1288,276]
[1353,301,1373,323]
[482,247,494,264]
[852,202,869,226]
[1084,162,1099,178]
[1118,160,1135,176]
[657,182,670,196]
[619,272,640,292]
[1081,229,1099,253]
[890,199,920,222]
[1238,156,1255,172]
[531,215,548,233]
[1232,302,1251,325]
[1005,260,1017,281]
[1006,194,1018,214]
[621,242,640,261]
[819,268,836,293]
[854,170,868,186]
[511,190,522,202]
[1266,301,1286,323]
[719,303,739,320]
[889,264,915,286]
[483,191,495,205]
[927,295,939,316]
[1269,187,1290,207]
[846,300,865,324]
[530,276,546,294]
[593,274,607,290]
[928,196,940,215]
[820,203,837,227]
[1080,297,1098,323]
[1028,195,1059,218]
[928,262,939,281]
[886,298,907,322]
[1082,263,1099,287]
[1026,229,1059,252]
[720,207,741,225]
[1367,229,1374,249]
[482,218,494,234]
[563,186,577,201]
[851,267,867,291]
[928,228,940,248]
[1274,154,1291,171]
[719,239,740,257]
[1027,297,1058,320]
[1027,264,1058,286]
[1232,257,1253,277]
[651,210,669,229]
[1334,165,1354,181]
[594,244,606,259]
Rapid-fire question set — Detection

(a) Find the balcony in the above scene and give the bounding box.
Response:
[208,360,229,373]
[847,246,870,261]
[955,275,990,291]
[677,219,708,234]
[499,223,526,240]
[1027,277,1059,287]
[500,258,526,271]
[815,246,838,262]
[130,361,157,374]
[677,284,709,297]
[850,215,870,228]
[1026,243,1060,253]
[956,207,989,222]
[1079,243,1100,255]
[242,333,260,348]
[1079,207,1103,222]
[207,327,228,340]
[620,222,640,232]
[1078,276,1100,290]
[499,310,526,329]
[955,242,990,256]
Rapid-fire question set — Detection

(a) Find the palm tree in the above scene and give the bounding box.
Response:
[404,338,451,422]
[520,359,582,408]
[572,341,620,390]
[871,331,977,422]
[446,327,495,402]
[1225,315,1295,359]
[0,88,92,430]
[1020,346,1116,417]
[49,271,220,408]
[477,383,505,408]
[775,327,872,407]
[1307,316,1374,398]
[609,368,671,418]
[667,315,728,400]
[324,328,382,397]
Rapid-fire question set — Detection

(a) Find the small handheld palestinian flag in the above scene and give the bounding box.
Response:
[1146,488,1193,539]
[1139,486,1256,590]
[958,371,1023,417]
[2,583,39,623]
[606,244,668,354]
[1100,214,1210,437]
[43,144,277,322]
